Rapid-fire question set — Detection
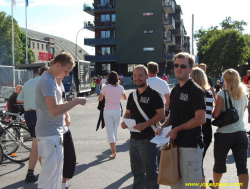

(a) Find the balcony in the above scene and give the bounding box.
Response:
[173,12,181,23]
[162,0,175,14]
[83,3,115,16]
[84,38,116,47]
[169,44,183,52]
[84,20,116,31]
[163,16,175,30]
[163,53,175,61]
[85,54,116,62]
[164,34,175,45]
[172,28,184,37]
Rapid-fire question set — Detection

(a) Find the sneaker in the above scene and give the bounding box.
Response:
[25,174,38,182]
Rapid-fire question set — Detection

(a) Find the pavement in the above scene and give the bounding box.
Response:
[0,88,250,189]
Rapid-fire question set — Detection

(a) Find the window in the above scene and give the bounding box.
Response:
[32,42,35,49]
[37,43,39,50]
[41,44,44,50]
[143,30,154,34]
[46,45,48,50]
[50,47,54,54]
[101,31,110,38]
[101,14,110,22]
[102,63,111,75]
[143,12,154,16]
[128,64,138,73]
[102,47,110,55]
[101,0,109,5]
[143,47,154,51]
[112,14,116,22]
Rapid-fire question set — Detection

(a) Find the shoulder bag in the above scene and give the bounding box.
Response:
[211,90,239,127]
[132,91,160,132]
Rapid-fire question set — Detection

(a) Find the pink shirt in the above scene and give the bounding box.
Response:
[101,84,125,111]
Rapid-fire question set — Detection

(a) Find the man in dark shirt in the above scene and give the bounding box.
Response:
[156,53,206,189]
[7,85,23,115]
[199,63,216,100]
[121,65,164,189]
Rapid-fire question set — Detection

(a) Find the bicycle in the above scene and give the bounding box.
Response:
[0,143,3,165]
[0,121,32,163]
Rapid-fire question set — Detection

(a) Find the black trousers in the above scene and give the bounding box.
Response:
[63,129,76,179]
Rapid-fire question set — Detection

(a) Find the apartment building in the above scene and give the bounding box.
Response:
[84,0,190,77]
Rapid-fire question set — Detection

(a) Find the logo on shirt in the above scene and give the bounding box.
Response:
[179,93,189,101]
[140,97,150,104]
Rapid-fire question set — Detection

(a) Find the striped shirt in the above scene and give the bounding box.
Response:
[205,90,213,119]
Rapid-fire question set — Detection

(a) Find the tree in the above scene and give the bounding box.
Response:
[195,17,250,76]
[0,11,35,65]
[220,16,247,33]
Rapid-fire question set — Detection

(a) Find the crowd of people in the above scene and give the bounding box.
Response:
[5,51,250,189]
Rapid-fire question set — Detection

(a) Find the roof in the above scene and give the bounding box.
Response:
[20,27,88,61]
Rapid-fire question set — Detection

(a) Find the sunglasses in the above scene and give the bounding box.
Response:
[174,63,188,69]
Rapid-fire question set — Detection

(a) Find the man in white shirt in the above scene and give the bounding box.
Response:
[17,66,49,182]
[147,62,170,122]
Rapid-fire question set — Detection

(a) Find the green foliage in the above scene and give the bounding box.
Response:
[195,17,250,76]
[0,11,35,65]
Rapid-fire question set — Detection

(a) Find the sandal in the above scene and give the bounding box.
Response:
[109,155,116,159]
[209,180,216,189]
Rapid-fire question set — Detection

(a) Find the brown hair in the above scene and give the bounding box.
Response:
[38,66,49,76]
[147,61,158,74]
[174,52,194,68]
[134,64,148,75]
[199,63,207,68]
[107,71,119,86]
[50,53,75,67]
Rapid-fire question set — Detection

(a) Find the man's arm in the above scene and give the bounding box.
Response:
[16,88,24,104]
[166,109,206,139]
[121,109,131,129]
[155,114,170,135]
[164,93,170,109]
[133,108,165,131]
[45,96,86,116]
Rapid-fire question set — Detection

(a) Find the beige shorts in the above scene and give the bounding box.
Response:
[37,135,64,189]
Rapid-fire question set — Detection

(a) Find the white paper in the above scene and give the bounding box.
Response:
[123,118,140,133]
[150,126,172,147]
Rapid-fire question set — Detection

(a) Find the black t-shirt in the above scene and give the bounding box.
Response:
[126,86,164,140]
[214,84,221,93]
[207,75,213,88]
[169,79,206,148]
[7,93,19,113]
[248,75,250,82]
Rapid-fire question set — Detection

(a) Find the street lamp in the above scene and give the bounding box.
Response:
[76,27,84,61]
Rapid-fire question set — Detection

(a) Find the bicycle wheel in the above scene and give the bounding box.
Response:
[0,144,3,165]
[0,124,32,163]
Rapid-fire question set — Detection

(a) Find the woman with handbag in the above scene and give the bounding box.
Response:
[190,67,214,188]
[211,69,248,189]
[98,71,127,159]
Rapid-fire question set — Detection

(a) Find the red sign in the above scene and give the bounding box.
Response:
[39,52,54,61]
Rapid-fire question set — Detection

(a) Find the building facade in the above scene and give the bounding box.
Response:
[84,0,190,77]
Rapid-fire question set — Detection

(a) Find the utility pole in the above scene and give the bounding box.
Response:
[192,14,194,55]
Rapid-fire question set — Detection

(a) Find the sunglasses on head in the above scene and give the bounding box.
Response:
[174,63,188,69]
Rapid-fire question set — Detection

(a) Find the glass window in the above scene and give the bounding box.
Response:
[41,44,44,50]
[106,14,110,21]
[102,47,111,55]
[102,63,111,75]
[143,30,148,34]
[37,43,39,50]
[111,30,115,37]
[112,14,116,22]
[101,31,110,38]
[143,12,154,16]
[101,15,106,22]
[148,30,154,33]
[101,0,109,5]
[32,42,35,49]
[46,45,48,50]
[143,47,154,51]
[128,64,139,73]
[50,47,54,54]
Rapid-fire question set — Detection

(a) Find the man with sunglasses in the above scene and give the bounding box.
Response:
[156,52,206,189]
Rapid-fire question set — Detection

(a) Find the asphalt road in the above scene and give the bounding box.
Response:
[0,88,249,189]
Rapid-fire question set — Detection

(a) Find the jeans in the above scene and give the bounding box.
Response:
[130,138,160,189]
[96,84,100,95]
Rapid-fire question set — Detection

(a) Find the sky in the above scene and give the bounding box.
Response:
[0,0,249,55]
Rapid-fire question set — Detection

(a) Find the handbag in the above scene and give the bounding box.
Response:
[212,90,239,127]
[158,141,181,186]
[132,91,160,132]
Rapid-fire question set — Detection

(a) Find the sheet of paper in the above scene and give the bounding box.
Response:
[123,118,140,133]
[150,126,172,147]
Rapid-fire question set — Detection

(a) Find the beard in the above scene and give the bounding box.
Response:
[135,80,146,88]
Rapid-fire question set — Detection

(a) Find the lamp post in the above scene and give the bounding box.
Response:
[76,27,84,61]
